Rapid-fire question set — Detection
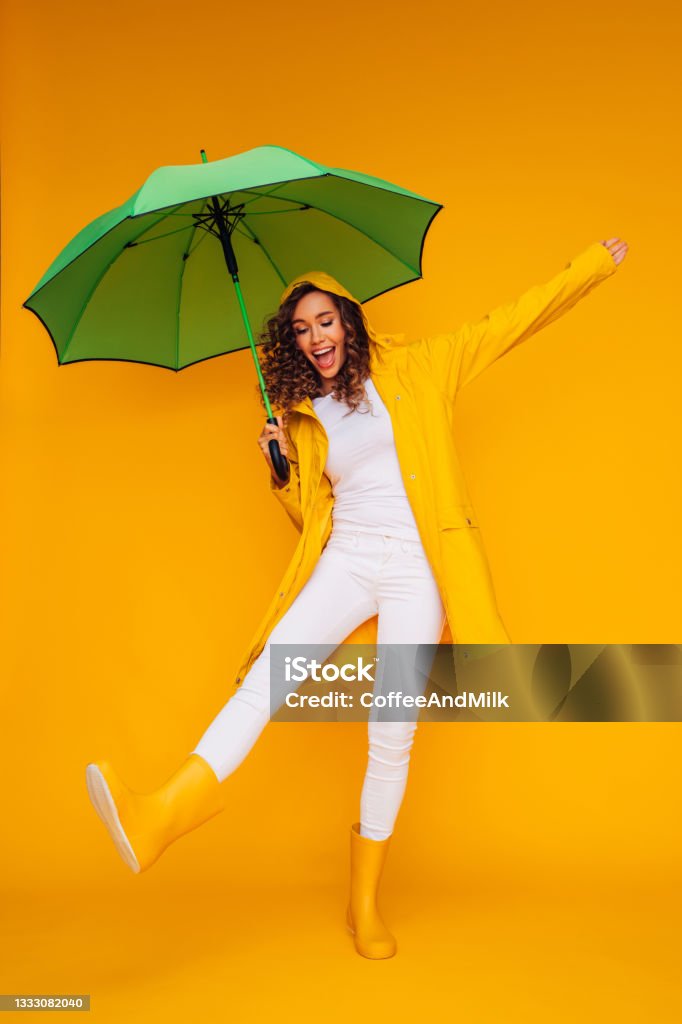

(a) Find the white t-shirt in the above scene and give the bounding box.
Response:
[311,377,421,542]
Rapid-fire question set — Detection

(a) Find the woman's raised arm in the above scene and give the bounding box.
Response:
[413,238,626,398]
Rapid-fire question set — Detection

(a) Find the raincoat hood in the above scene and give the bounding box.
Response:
[279,271,395,352]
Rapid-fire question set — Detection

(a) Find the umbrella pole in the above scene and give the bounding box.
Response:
[201,150,289,484]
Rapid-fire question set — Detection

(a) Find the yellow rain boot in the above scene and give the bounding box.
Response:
[346,822,397,959]
[85,753,225,874]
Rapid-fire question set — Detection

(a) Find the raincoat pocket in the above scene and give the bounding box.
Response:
[437,504,479,530]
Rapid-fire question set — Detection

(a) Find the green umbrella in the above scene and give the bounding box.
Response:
[23,144,443,482]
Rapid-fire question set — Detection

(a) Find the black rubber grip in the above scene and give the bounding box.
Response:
[266,416,290,485]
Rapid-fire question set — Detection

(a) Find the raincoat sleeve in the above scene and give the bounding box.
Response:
[269,435,304,534]
[416,240,618,396]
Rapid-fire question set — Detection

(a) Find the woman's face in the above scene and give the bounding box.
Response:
[292,290,347,394]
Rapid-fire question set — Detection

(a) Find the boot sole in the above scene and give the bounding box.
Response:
[85,764,141,874]
[346,912,396,958]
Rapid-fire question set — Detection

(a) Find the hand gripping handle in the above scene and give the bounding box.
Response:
[267,416,290,485]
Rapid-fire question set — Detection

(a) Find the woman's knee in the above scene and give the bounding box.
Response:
[233,649,273,716]
[368,720,418,765]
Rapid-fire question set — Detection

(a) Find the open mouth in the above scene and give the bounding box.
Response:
[312,346,336,370]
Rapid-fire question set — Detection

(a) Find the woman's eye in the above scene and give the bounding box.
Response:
[295,320,333,335]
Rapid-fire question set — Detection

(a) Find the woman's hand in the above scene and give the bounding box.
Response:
[600,237,629,266]
[257,416,290,484]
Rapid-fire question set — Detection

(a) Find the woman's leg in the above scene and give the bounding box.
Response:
[87,531,378,874]
[346,534,445,958]
[361,535,446,840]
[190,531,378,782]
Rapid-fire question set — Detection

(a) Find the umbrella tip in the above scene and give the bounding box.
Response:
[200,149,208,163]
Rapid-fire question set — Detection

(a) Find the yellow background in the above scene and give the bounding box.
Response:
[1,0,681,1019]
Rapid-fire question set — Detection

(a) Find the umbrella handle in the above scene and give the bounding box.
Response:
[266,417,290,485]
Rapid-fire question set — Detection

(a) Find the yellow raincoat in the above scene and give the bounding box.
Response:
[231,240,618,692]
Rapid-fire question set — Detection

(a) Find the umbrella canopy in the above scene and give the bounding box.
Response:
[23,144,443,372]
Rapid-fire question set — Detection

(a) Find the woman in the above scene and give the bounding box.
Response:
[86,236,627,960]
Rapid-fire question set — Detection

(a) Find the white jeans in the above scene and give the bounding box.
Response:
[191,529,446,840]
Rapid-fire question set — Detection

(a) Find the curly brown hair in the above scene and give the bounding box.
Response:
[256,282,372,424]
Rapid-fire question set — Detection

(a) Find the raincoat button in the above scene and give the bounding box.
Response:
[395,395,401,400]
[410,474,416,480]
[279,593,284,598]
[466,518,471,525]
